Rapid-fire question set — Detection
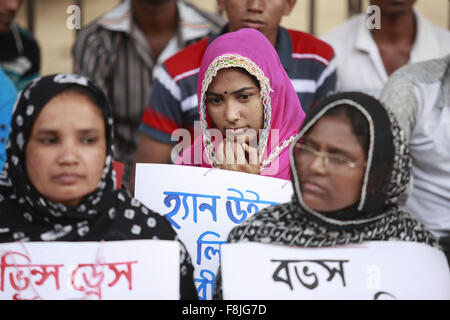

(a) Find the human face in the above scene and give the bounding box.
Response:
[295,115,367,212]
[26,91,107,206]
[0,0,22,33]
[217,0,296,46]
[370,0,416,17]
[206,68,263,144]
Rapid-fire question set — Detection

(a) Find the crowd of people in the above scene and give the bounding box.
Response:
[0,0,449,300]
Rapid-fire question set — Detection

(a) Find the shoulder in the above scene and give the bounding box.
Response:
[227,202,293,243]
[164,37,210,79]
[389,55,449,88]
[287,29,335,65]
[320,14,362,45]
[14,24,40,52]
[113,190,177,240]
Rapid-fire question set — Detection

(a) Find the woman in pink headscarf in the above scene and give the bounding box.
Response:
[175,28,305,180]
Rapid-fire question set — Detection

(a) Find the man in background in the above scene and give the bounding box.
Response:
[322,0,450,97]
[73,0,225,188]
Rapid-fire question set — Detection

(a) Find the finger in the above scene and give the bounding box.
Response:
[242,142,258,165]
[225,140,236,164]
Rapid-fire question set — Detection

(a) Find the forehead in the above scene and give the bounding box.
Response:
[304,115,366,155]
[208,68,257,90]
[31,91,104,130]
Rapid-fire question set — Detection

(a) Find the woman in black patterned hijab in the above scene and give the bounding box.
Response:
[226,91,439,246]
[0,74,197,299]
[213,92,440,299]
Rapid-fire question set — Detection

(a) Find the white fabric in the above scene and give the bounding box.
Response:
[380,54,450,237]
[321,9,450,98]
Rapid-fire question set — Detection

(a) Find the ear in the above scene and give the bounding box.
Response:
[217,0,225,11]
[283,0,297,16]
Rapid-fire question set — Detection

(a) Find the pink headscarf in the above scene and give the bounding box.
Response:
[175,28,305,180]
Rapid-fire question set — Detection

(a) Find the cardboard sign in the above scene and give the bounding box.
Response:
[134,164,293,300]
[221,241,450,300]
[0,240,180,300]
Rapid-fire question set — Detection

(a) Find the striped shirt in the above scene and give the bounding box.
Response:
[139,26,337,144]
[72,0,225,181]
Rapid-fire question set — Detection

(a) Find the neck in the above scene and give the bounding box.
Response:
[131,0,178,34]
[371,10,416,43]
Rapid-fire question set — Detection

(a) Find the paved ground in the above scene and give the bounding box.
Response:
[14,0,450,75]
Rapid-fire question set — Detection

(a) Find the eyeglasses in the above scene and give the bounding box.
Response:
[294,143,366,170]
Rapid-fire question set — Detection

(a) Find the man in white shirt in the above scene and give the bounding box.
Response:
[321,0,450,98]
[380,54,450,266]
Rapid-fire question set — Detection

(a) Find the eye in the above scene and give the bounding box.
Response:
[207,97,223,106]
[38,137,58,144]
[81,136,98,144]
[239,94,251,100]
[328,154,349,166]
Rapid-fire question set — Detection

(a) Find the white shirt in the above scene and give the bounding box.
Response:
[380,54,450,238]
[321,9,450,98]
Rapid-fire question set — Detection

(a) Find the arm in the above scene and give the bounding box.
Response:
[314,56,337,106]
[379,71,419,141]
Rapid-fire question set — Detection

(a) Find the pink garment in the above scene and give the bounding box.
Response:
[175,28,305,180]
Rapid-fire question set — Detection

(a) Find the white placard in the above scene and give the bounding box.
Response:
[0,240,180,300]
[221,241,450,300]
[135,164,293,300]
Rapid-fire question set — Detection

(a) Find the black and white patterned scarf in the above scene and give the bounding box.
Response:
[226,92,439,248]
[0,74,197,299]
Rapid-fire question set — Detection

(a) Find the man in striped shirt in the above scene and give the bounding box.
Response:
[72,0,225,188]
[132,0,337,191]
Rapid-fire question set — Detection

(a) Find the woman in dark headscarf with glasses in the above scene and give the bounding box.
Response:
[0,74,198,299]
[213,91,441,299]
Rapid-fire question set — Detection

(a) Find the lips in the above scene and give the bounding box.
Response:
[301,181,327,195]
[242,20,265,29]
[226,127,249,135]
[52,173,83,185]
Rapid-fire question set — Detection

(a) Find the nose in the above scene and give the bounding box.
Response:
[308,154,328,175]
[247,0,265,12]
[56,140,80,165]
[224,101,240,124]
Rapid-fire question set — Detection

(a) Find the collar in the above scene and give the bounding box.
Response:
[356,8,441,61]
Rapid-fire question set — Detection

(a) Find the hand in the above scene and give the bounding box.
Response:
[216,139,260,175]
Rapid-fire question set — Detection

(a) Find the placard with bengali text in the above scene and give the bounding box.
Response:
[221,241,450,300]
[0,240,180,300]
[134,164,294,300]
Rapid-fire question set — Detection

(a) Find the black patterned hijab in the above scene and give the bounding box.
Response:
[0,74,197,299]
[225,92,439,247]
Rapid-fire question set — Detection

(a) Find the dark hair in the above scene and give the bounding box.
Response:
[323,104,370,155]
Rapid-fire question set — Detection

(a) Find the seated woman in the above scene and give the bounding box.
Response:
[214,91,440,298]
[175,28,305,180]
[0,74,197,300]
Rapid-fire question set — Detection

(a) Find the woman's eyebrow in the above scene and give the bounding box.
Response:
[230,87,256,95]
[205,92,223,97]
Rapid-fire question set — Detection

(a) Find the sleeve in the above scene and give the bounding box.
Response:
[379,71,419,141]
[314,55,337,105]
[139,68,186,145]
[72,25,113,95]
